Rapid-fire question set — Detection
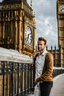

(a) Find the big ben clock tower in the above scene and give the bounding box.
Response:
[57,0,64,67]
[0,0,36,57]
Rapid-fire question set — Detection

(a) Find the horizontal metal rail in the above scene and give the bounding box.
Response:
[0,61,33,96]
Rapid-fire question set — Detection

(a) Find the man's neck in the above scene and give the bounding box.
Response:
[40,48,46,54]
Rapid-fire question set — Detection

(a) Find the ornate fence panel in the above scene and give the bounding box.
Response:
[0,47,33,96]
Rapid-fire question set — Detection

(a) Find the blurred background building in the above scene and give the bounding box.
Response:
[56,0,64,67]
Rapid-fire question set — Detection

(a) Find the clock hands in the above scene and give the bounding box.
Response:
[25,33,32,44]
[25,26,32,45]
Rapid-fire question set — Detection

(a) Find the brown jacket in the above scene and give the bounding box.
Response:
[33,52,53,83]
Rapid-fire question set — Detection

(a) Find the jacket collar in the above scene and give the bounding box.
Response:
[41,48,47,56]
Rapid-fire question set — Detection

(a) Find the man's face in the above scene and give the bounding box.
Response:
[38,40,46,51]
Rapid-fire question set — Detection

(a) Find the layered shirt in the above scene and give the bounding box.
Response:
[35,49,47,80]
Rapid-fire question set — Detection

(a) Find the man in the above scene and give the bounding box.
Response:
[33,37,53,96]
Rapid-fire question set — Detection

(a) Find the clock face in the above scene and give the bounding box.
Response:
[59,5,64,13]
[24,26,32,45]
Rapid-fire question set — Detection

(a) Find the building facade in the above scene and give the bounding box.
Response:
[0,0,36,57]
[57,0,64,67]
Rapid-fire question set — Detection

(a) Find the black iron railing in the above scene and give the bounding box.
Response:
[0,61,33,96]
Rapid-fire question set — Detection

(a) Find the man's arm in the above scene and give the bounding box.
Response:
[35,52,53,83]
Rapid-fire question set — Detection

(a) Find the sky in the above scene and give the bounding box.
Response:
[27,0,58,49]
[0,0,58,49]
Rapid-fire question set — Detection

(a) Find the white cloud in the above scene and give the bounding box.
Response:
[32,0,58,49]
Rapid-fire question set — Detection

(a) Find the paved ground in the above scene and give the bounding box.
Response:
[50,74,64,96]
[27,73,64,96]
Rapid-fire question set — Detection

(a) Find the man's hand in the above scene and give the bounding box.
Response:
[34,79,38,86]
[34,51,40,58]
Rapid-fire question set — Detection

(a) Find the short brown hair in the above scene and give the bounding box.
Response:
[38,37,47,45]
